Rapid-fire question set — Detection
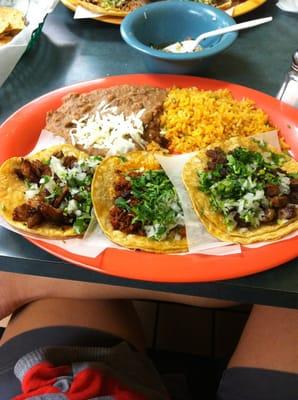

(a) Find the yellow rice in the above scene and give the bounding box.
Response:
[160,88,274,153]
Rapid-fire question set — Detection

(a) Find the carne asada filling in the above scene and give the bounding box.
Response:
[13,152,102,233]
[110,169,185,240]
[198,143,297,230]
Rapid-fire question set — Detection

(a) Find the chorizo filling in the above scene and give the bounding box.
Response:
[109,169,185,240]
[13,152,101,233]
[198,142,298,230]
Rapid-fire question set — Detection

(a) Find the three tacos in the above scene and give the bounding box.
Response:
[1,138,297,249]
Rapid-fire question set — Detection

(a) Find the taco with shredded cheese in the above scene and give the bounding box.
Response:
[182,137,298,244]
[92,151,188,252]
[0,144,102,238]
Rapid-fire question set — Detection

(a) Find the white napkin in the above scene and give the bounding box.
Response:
[0,0,59,87]
[155,153,242,255]
[74,5,105,18]
[276,0,298,12]
[225,7,235,16]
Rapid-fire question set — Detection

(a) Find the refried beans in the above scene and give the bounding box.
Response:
[46,85,168,156]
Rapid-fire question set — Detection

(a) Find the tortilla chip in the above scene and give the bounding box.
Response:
[0,34,14,46]
[0,7,25,33]
[92,151,188,253]
[0,19,9,35]
[0,145,89,239]
[182,137,298,244]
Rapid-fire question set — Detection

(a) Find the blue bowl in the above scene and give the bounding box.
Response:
[120,0,238,75]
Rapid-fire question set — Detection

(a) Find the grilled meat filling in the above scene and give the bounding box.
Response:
[12,152,101,233]
[200,145,297,229]
[110,171,185,240]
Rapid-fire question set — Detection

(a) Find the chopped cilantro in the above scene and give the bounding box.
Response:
[118,155,128,163]
[198,146,292,230]
[24,154,102,234]
[41,175,50,183]
[115,197,130,211]
[115,170,184,241]
[73,214,91,234]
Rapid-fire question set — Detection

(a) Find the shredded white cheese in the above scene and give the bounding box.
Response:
[69,102,147,155]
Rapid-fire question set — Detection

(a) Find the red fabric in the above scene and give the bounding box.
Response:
[12,361,146,400]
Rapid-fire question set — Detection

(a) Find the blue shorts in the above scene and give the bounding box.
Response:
[0,326,297,400]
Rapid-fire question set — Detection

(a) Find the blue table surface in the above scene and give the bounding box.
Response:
[0,1,297,308]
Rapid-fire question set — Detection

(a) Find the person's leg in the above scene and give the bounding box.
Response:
[0,271,236,321]
[217,305,298,400]
[0,297,163,399]
[228,305,298,373]
[0,298,145,350]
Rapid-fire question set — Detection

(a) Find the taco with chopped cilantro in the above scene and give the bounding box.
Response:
[182,137,298,244]
[92,151,188,252]
[0,144,102,238]
[76,0,147,17]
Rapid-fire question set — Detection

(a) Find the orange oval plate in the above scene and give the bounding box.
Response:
[232,0,267,17]
[0,74,297,282]
[61,0,123,25]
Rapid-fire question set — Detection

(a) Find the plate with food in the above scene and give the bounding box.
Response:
[61,0,267,25]
[0,74,297,282]
[60,0,146,25]
[196,0,267,17]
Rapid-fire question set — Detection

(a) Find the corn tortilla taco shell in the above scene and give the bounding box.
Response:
[77,0,129,17]
[92,151,188,253]
[182,137,298,244]
[0,144,90,239]
[216,0,233,10]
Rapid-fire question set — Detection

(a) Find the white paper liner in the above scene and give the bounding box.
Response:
[254,130,281,151]
[0,0,59,87]
[27,129,66,154]
[225,7,235,16]
[0,211,120,257]
[276,0,298,12]
[0,128,296,258]
[155,153,241,255]
[74,5,106,18]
